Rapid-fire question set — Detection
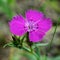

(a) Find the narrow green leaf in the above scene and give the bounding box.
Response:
[32,43,48,49]
[3,42,13,48]
[22,46,31,52]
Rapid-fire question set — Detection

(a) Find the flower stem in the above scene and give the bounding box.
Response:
[33,52,40,60]
[26,32,33,50]
[45,18,60,60]
[26,32,40,60]
[48,19,59,51]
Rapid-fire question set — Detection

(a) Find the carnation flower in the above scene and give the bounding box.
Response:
[9,9,52,42]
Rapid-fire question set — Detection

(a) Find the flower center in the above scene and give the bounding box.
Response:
[25,20,38,32]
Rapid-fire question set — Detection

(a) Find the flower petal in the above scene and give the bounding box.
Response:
[29,30,45,42]
[25,9,44,22]
[9,16,27,36]
[12,14,25,23]
[37,18,52,32]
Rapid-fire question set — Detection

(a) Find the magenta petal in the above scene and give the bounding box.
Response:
[9,20,27,36]
[25,9,44,22]
[29,31,45,42]
[12,14,25,23]
[37,18,52,32]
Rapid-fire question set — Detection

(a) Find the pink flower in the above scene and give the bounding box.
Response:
[9,9,52,42]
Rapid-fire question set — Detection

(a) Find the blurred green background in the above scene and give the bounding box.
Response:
[0,0,60,60]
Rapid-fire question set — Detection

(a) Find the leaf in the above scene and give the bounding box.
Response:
[32,43,49,49]
[3,42,13,48]
[32,43,48,59]
[22,46,31,52]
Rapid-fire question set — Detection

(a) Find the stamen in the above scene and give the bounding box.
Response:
[25,20,39,32]
[33,20,40,25]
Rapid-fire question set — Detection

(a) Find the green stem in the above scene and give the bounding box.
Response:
[26,32,40,60]
[26,32,33,51]
[45,18,60,60]
[44,27,56,60]
[33,52,40,60]
[30,46,33,53]
[20,46,40,60]
[48,20,58,51]
[22,47,40,60]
